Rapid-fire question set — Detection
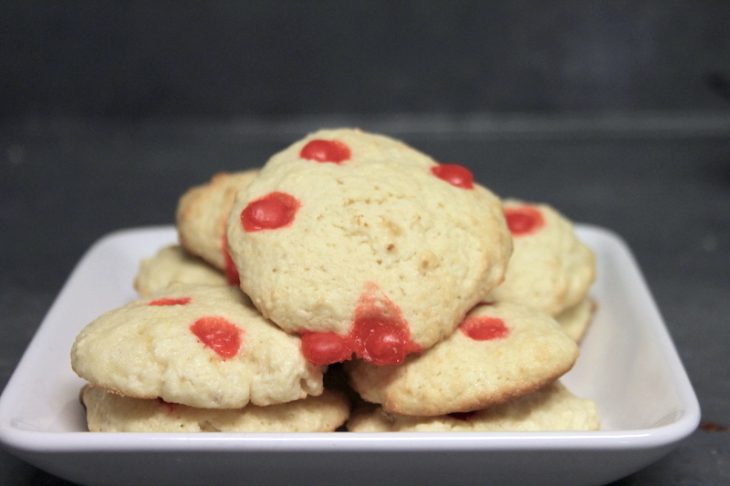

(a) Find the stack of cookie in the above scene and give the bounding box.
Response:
[71,128,599,433]
[72,285,350,432]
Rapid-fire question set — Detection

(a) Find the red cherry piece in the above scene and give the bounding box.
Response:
[300,332,352,366]
[148,297,191,306]
[299,139,351,164]
[221,234,240,285]
[460,316,509,341]
[351,316,409,366]
[504,206,544,236]
[190,316,242,359]
[431,163,474,189]
[241,192,300,232]
[347,283,421,365]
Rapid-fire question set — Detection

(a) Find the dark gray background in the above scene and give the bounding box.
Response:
[3,0,730,116]
[1,1,729,485]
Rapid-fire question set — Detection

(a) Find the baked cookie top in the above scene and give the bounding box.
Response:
[133,245,227,297]
[346,301,578,416]
[555,298,595,342]
[177,169,259,284]
[71,286,324,409]
[82,386,349,433]
[226,128,512,367]
[486,199,596,315]
[347,382,599,432]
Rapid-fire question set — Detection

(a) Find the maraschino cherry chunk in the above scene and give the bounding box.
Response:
[190,316,242,359]
[221,235,240,285]
[148,297,191,306]
[351,316,411,366]
[459,316,509,341]
[504,206,544,236]
[241,192,300,232]
[431,163,474,189]
[300,139,351,164]
[300,332,352,366]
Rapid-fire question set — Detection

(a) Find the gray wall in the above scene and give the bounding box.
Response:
[2,0,730,117]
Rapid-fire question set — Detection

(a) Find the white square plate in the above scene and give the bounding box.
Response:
[0,225,700,486]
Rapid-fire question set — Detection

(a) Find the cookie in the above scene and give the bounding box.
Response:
[347,382,599,432]
[555,298,595,342]
[346,301,578,416]
[486,199,596,316]
[71,286,323,409]
[177,170,259,284]
[82,385,349,432]
[226,128,512,367]
[133,245,227,297]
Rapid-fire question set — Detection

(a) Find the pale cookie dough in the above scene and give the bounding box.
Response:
[347,382,599,432]
[133,245,227,297]
[71,286,323,409]
[227,128,512,366]
[82,386,349,432]
[555,298,595,342]
[346,302,578,416]
[486,199,595,316]
[177,169,259,281]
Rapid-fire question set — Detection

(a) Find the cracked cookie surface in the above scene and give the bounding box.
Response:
[346,302,578,416]
[487,199,596,316]
[177,169,259,284]
[71,286,324,409]
[134,245,227,297]
[227,129,512,366]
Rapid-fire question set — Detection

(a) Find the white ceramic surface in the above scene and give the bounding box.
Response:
[0,226,700,486]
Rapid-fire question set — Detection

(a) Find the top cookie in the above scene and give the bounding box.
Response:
[486,199,596,315]
[71,285,324,409]
[226,128,512,366]
[177,170,259,284]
